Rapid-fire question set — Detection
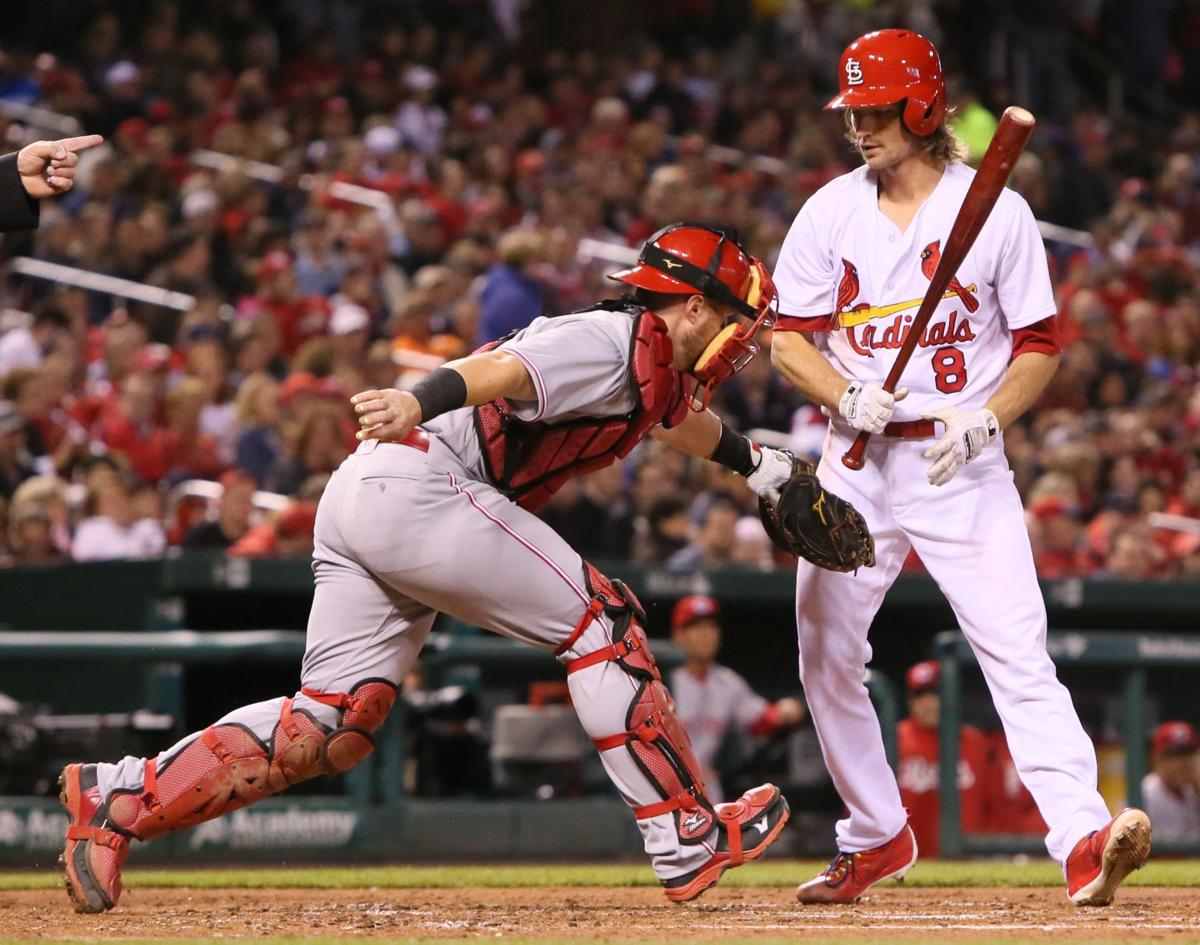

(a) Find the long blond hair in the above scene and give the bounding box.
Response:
[844,103,968,166]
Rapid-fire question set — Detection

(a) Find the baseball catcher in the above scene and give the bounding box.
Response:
[60,223,819,913]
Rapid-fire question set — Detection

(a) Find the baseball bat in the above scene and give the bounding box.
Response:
[841,105,1037,471]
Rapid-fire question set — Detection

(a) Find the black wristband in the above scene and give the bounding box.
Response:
[410,368,468,422]
[710,422,756,476]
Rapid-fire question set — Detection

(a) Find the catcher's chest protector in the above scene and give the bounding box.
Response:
[475,305,688,511]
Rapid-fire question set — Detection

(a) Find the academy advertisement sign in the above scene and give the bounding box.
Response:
[0,800,359,857]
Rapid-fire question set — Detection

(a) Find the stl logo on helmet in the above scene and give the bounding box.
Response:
[845,59,864,86]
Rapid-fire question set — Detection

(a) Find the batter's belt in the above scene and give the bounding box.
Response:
[882,419,935,439]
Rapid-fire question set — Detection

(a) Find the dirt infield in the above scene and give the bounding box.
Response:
[1,885,1197,942]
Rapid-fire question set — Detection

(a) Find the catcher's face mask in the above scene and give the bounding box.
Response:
[610,223,778,410]
[690,257,777,409]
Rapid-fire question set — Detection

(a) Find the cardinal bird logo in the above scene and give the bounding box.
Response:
[835,258,871,328]
[920,240,979,312]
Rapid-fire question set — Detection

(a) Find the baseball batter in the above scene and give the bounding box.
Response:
[57,225,805,913]
[769,30,1151,905]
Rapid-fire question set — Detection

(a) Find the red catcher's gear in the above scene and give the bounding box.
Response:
[609,223,778,408]
[558,562,791,903]
[824,29,946,137]
[474,302,689,511]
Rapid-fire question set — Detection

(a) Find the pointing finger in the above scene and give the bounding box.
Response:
[55,134,105,154]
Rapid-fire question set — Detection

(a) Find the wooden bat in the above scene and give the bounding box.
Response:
[841,105,1037,471]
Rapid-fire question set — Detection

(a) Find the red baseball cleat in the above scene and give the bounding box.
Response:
[1065,808,1151,906]
[661,783,790,903]
[59,764,131,913]
[796,823,917,903]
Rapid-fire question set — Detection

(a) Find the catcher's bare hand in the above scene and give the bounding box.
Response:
[351,388,422,442]
[17,135,104,198]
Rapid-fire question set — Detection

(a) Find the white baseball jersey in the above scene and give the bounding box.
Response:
[772,160,1114,864]
[773,162,1056,420]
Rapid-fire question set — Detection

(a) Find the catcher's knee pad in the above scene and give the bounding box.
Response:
[107,679,396,840]
[561,563,716,842]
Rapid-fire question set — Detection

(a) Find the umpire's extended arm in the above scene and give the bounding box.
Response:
[0,134,104,233]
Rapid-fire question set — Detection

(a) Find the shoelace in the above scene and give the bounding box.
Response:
[822,850,860,887]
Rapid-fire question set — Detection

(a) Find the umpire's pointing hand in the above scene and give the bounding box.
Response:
[17,134,104,199]
[352,388,422,443]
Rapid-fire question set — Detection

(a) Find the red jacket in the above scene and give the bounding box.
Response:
[897,718,989,858]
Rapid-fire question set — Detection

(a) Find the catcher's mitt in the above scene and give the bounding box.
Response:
[759,456,876,572]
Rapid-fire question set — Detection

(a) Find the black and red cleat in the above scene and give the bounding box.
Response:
[796,823,918,903]
[58,764,131,913]
[661,783,790,903]
[1066,808,1151,906]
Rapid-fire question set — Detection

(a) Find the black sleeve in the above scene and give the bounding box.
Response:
[0,152,40,233]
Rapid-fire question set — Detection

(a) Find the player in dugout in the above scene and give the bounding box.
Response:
[1142,721,1200,842]
[668,594,805,802]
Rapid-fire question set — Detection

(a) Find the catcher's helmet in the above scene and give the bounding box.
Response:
[610,223,777,408]
[823,29,945,137]
[610,223,759,317]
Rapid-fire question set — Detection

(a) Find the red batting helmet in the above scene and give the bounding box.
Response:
[610,223,777,407]
[824,29,946,137]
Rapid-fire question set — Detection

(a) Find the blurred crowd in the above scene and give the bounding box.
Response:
[0,1,1198,578]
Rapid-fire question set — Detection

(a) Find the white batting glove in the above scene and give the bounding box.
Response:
[839,381,908,435]
[921,407,1000,487]
[744,444,794,501]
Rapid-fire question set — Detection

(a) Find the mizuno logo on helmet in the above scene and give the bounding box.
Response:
[662,258,683,269]
[845,58,864,85]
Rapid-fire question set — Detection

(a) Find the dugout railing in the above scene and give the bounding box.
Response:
[935,629,1200,858]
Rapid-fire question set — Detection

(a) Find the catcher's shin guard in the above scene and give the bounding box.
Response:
[106,679,396,841]
[59,763,129,913]
[560,563,716,839]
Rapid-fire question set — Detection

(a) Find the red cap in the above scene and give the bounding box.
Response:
[906,660,940,694]
[1152,721,1199,756]
[115,117,149,145]
[1030,496,1077,522]
[257,250,294,279]
[276,501,317,538]
[671,594,720,631]
[279,372,321,406]
[132,343,172,373]
[219,468,255,491]
[323,95,351,115]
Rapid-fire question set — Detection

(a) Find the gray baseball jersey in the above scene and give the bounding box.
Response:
[96,305,726,883]
[422,309,640,480]
[669,664,768,801]
[1141,773,1200,841]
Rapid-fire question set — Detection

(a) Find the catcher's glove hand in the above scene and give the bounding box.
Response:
[758,455,876,572]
